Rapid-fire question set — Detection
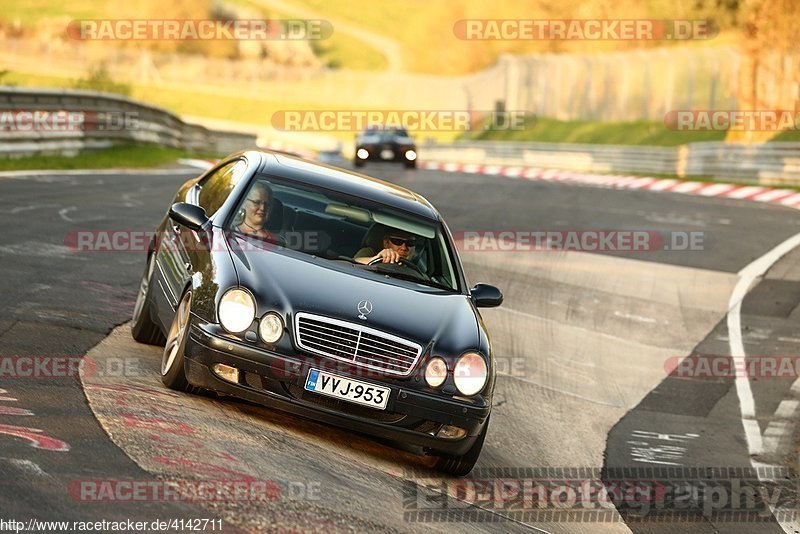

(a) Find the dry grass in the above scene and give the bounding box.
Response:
[288,0,732,74]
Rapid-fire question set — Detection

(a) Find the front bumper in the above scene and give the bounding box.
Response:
[183,320,490,456]
[356,146,416,163]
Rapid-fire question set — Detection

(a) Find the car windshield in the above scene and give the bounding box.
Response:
[362,127,410,142]
[228,176,459,292]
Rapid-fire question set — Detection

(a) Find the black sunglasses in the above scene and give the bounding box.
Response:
[388,236,417,247]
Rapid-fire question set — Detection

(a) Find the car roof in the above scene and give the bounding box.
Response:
[250,151,439,220]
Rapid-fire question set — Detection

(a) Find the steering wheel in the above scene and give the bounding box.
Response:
[367,256,429,280]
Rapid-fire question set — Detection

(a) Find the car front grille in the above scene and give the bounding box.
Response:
[294,312,422,376]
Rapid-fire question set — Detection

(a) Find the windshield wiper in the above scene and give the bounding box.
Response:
[368,267,452,291]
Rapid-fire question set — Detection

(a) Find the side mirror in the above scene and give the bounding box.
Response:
[470,283,503,308]
[169,203,209,231]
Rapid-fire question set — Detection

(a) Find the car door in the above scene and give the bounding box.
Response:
[157,159,244,311]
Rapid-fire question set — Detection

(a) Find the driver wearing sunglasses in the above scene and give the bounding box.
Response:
[354,230,419,265]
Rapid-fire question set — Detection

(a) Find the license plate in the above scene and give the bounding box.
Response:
[304,369,390,410]
[380,149,394,160]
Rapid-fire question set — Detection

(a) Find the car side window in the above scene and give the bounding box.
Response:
[198,160,247,217]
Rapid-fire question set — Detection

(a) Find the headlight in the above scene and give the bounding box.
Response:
[218,288,255,333]
[404,149,417,161]
[356,148,369,159]
[259,312,284,343]
[424,357,447,388]
[453,352,487,396]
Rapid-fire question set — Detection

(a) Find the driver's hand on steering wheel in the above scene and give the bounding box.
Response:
[372,248,403,264]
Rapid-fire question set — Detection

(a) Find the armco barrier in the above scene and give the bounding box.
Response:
[0,87,257,157]
[419,140,800,185]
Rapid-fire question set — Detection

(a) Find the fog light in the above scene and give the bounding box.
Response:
[356,148,369,159]
[404,149,417,161]
[212,363,239,383]
[436,425,467,439]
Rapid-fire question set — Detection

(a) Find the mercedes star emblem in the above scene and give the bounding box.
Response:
[357,300,373,320]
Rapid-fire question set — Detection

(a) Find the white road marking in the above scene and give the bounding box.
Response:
[121,193,143,208]
[0,204,60,214]
[495,372,621,408]
[612,311,658,324]
[57,206,105,223]
[58,207,77,223]
[727,231,800,533]
[498,306,661,346]
[627,430,699,466]
[0,242,84,260]
[773,399,799,420]
[644,213,706,226]
[0,458,50,477]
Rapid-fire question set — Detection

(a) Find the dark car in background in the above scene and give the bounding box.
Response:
[131,150,503,475]
[354,126,417,169]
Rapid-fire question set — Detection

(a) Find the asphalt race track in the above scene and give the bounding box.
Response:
[1,160,800,533]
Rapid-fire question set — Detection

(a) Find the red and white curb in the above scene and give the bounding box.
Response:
[419,161,800,210]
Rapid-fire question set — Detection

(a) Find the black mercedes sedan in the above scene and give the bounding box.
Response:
[131,150,502,475]
[354,126,417,168]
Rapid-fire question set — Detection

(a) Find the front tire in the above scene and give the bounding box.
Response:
[161,289,199,393]
[434,416,489,476]
[131,253,166,345]
[354,158,365,168]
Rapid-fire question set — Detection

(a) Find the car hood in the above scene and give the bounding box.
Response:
[227,237,479,355]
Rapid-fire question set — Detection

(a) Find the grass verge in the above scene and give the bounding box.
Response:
[0,144,221,171]
[465,116,727,146]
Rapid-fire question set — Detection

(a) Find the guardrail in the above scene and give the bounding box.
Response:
[419,140,800,185]
[0,87,257,157]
